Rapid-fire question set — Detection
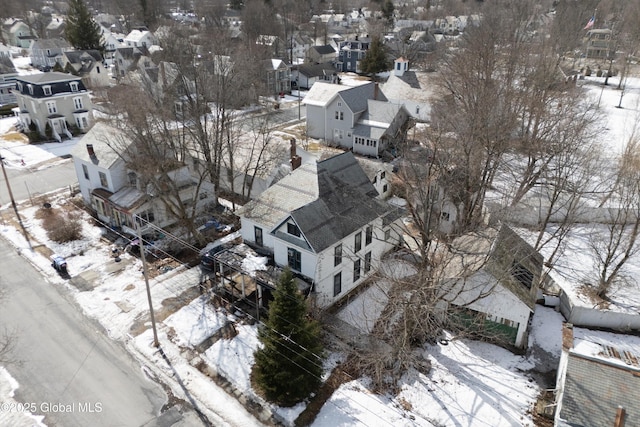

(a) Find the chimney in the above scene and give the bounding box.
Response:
[614,406,626,427]
[86,144,95,158]
[373,82,379,100]
[290,138,301,171]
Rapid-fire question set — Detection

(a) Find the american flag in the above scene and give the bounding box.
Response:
[584,16,595,30]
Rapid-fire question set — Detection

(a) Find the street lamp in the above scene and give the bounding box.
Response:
[0,155,32,249]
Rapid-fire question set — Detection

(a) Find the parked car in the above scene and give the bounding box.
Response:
[51,254,67,274]
[200,243,231,270]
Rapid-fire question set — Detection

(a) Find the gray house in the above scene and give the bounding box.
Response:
[0,56,18,106]
[303,81,411,157]
[292,62,338,89]
[30,38,72,69]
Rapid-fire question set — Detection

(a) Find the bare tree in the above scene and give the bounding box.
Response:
[0,286,18,365]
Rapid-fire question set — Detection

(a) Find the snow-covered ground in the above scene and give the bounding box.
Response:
[0,367,46,427]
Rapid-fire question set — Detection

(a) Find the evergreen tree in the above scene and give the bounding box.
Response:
[253,268,324,407]
[360,36,390,77]
[65,0,104,52]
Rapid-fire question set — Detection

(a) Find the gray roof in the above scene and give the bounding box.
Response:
[289,170,399,253]
[352,123,386,140]
[297,62,337,78]
[31,38,71,50]
[310,45,336,55]
[64,49,103,65]
[362,99,403,124]
[0,56,16,74]
[70,122,131,169]
[241,151,399,254]
[109,186,147,210]
[560,352,640,427]
[338,82,388,114]
[17,72,81,84]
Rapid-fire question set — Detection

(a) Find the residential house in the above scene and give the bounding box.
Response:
[303,81,411,157]
[381,57,432,122]
[100,25,125,66]
[440,224,543,349]
[238,151,403,308]
[553,325,640,427]
[434,16,464,34]
[2,19,35,48]
[44,15,65,39]
[583,29,613,59]
[292,62,338,89]
[0,56,18,106]
[70,122,215,236]
[290,33,314,64]
[61,50,110,88]
[13,72,92,141]
[306,45,337,64]
[124,29,156,48]
[336,37,370,73]
[113,46,151,81]
[29,38,72,69]
[264,59,291,97]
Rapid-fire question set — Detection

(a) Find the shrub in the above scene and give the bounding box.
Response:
[43,212,83,242]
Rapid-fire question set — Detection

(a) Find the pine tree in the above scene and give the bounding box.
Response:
[65,0,104,52]
[253,268,324,407]
[360,36,390,77]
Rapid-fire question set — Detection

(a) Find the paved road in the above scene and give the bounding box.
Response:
[0,237,172,426]
[0,159,76,206]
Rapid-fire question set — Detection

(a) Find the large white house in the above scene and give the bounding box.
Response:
[13,72,92,141]
[70,123,215,236]
[303,81,411,157]
[238,151,404,308]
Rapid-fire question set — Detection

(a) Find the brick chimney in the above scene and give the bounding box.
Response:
[290,138,301,171]
[86,144,95,158]
[614,406,626,427]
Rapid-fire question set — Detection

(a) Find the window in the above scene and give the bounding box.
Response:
[70,82,79,92]
[381,171,386,179]
[137,210,155,223]
[82,164,89,180]
[364,252,371,273]
[334,244,342,266]
[73,97,83,110]
[287,222,301,237]
[96,66,100,73]
[46,101,57,114]
[288,248,301,271]
[333,272,342,296]
[28,85,33,95]
[255,227,263,247]
[365,225,372,245]
[43,85,51,96]
[511,261,534,289]
[337,101,342,107]
[383,184,388,193]
[354,232,362,252]
[347,51,351,58]
[99,171,108,188]
[384,229,391,242]
[441,211,450,221]
[127,171,137,186]
[353,259,361,282]
[336,111,343,120]
[335,111,339,120]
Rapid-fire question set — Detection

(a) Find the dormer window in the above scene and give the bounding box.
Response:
[28,85,33,95]
[70,82,79,92]
[43,85,52,96]
[287,222,301,237]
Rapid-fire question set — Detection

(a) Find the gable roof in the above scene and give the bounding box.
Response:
[309,44,336,55]
[445,224,542,311]
[242,151,399,253]
[70,122,131,169]
[303,81,386,109]
[296,62,337,78]
[31,38,71,50]
[0,56,16,75]
[289,171,398,253]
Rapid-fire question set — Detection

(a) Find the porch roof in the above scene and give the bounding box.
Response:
[109,186,148,210]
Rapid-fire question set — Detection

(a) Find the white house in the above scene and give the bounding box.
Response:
[124,29,156,48]
[440,224,542,349]
[238,151,404,308]
[70,123,215,237]
[29,38,73,69]
[303,81,412,157]
[61,50,110,88]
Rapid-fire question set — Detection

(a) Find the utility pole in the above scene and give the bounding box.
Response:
[0,155,32,249]
[136,214,159,347]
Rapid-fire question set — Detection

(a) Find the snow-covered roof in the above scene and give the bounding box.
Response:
[70,122,130,169]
